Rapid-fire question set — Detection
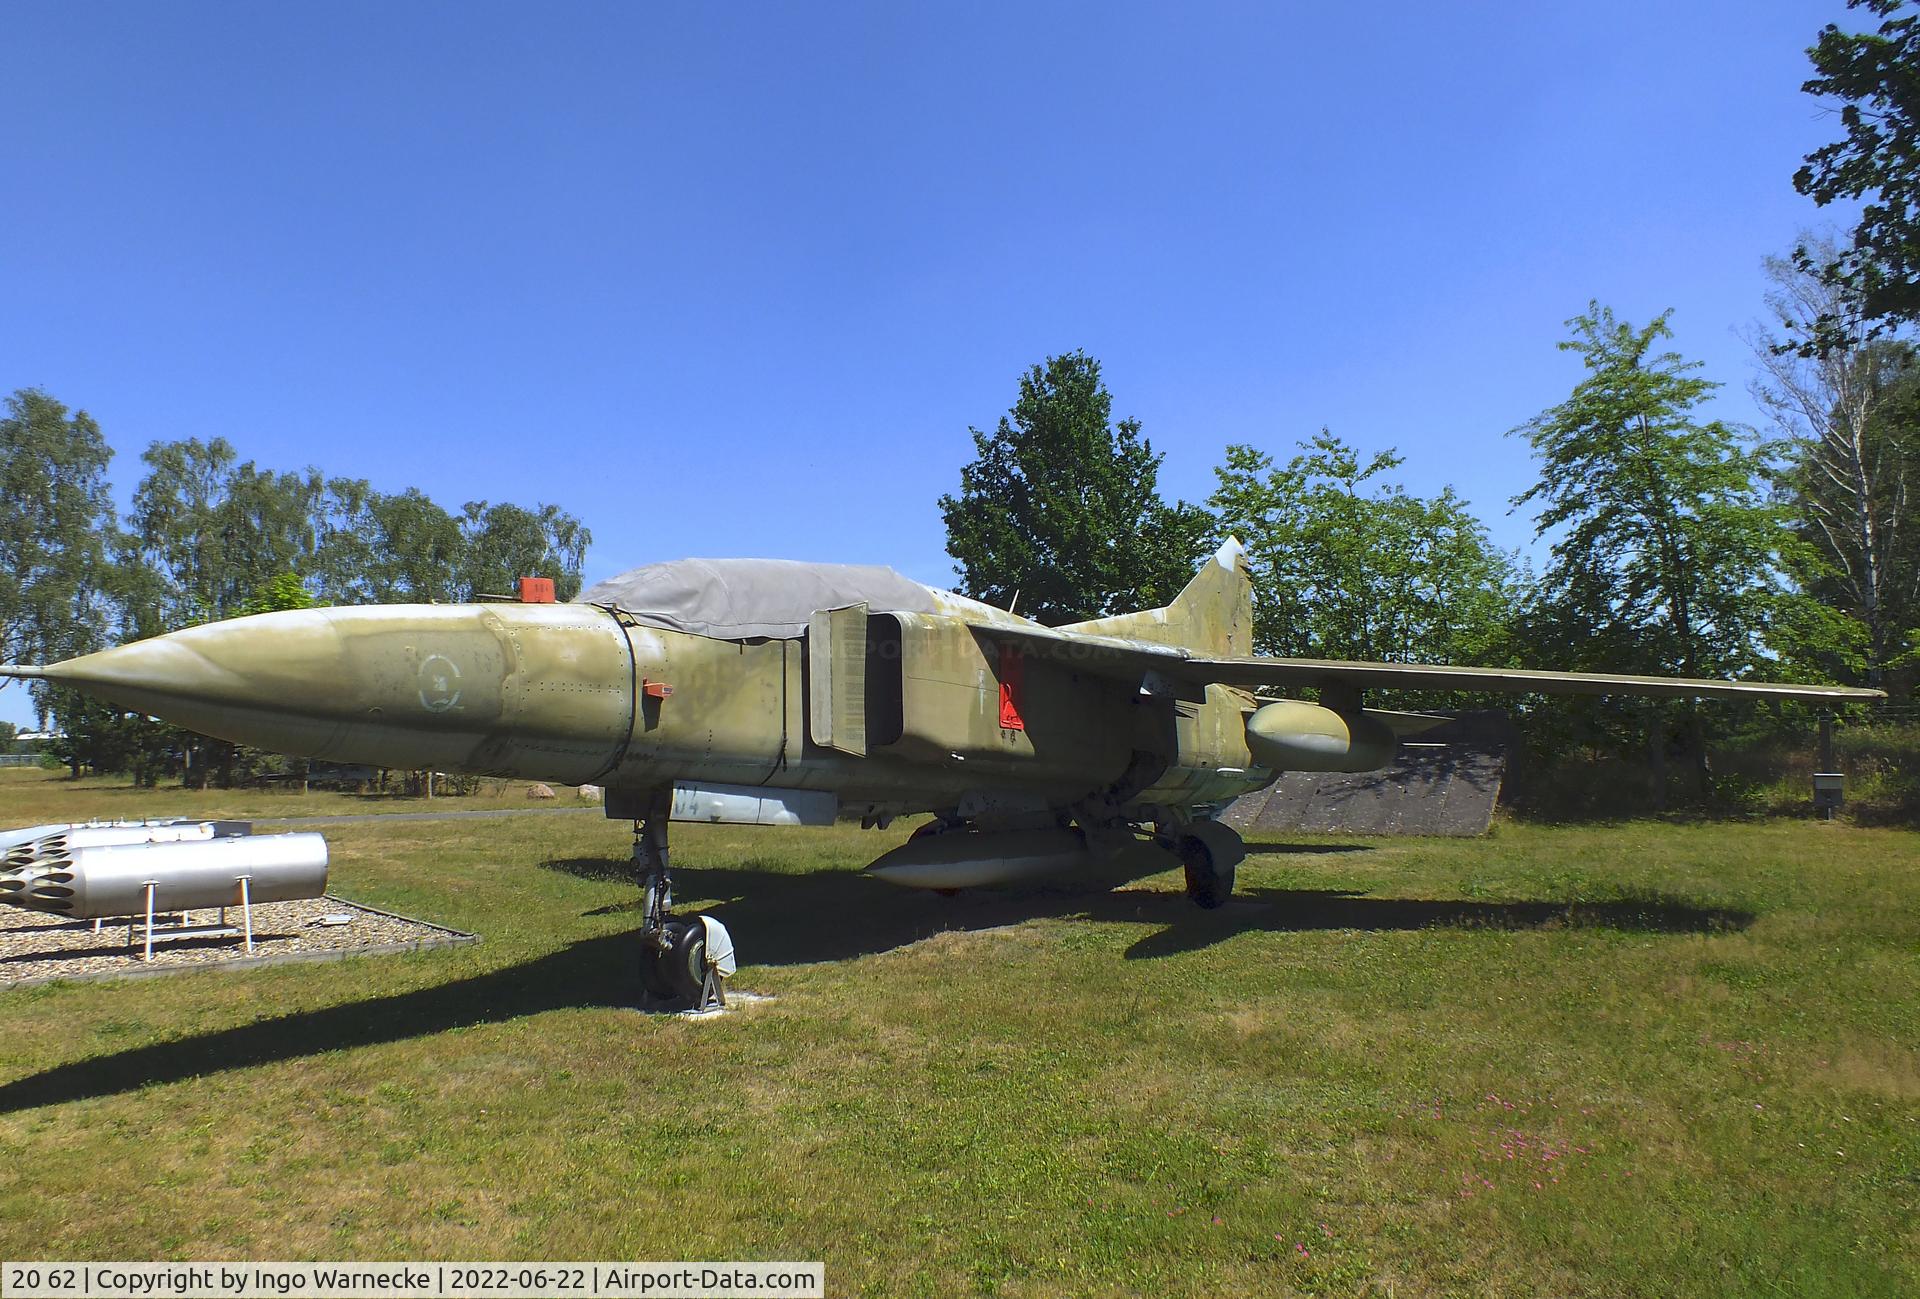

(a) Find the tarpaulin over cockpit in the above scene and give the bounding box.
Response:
[575,558,944,640]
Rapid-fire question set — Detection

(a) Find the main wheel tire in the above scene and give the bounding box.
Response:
[1177,820,1244,909]
[1179,839,1235,909]
[663,918,709,1002]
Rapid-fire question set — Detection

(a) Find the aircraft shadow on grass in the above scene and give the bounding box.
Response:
[0,849,1752,1114]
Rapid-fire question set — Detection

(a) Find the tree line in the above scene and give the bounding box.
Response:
[941,278,1914,804]
[0,392,589,784]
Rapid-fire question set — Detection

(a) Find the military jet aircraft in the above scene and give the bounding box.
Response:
[0,539,1880,1000]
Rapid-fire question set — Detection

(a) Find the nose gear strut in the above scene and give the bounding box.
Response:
[629,793,730,1011]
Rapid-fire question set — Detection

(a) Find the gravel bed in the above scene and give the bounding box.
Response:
[0,894,476,986]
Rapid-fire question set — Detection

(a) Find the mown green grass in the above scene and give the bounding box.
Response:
[0,770,1914,1296]
[0,766,587,823]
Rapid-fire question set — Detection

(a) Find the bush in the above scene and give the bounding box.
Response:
[1505,721,1920,825]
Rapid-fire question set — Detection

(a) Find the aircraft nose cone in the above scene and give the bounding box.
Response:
[29,602,636,782]
[38,609,363,756]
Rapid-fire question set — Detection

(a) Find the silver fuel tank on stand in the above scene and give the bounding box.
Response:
[1,833,330,919]
[0,828,330,962]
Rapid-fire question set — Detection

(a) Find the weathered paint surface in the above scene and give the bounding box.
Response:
[30,604,636,785]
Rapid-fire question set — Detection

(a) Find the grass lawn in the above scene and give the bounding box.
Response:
[0,767,593,824]
[0,767,1913,1296]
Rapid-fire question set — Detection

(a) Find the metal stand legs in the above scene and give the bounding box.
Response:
[125,877,252,963]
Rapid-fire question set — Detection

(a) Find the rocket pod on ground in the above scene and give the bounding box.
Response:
[0,832,329,919]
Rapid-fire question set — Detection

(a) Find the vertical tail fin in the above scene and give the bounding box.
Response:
[1060,538,1253,656]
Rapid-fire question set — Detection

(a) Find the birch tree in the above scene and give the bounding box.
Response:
[0,389,119,734]
[1749,237,1918,687]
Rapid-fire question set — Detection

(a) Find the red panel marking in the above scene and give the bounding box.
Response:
[997,642,1025,731]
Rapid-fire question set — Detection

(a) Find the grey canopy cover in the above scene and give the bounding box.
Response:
[576,558,941,640]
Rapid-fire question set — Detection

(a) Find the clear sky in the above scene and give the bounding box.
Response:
[0,1,1860,726]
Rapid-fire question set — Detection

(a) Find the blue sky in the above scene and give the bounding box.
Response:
[0,1,1859,725]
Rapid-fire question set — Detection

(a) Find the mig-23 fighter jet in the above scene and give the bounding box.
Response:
[1,540,1879,999]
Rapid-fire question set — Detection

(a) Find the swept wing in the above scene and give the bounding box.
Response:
[979,623,1884,704]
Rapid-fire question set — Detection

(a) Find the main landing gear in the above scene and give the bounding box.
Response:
[630,798,734,1012]
[1165,818,1245,910]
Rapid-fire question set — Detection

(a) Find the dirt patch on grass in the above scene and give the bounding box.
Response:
[1812,1040,1920,1100]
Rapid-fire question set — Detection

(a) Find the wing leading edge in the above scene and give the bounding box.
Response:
[1172,656,1884,702]
[978,624,1885,704]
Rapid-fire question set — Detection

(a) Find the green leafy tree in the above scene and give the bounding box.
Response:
[240,571,317,616]
[1209,431,1518,665]
[379,490,469,600]
[1749,236,1920,687]
[315,484,467,604]
[123,437,324,632]
[940,352,1212,623]
[456,501,591,601]
[1794,0,1920,349]
[42,692,175,785]
[1513,304,1792,796]
[8,403,599,784]
[0,389,118,715]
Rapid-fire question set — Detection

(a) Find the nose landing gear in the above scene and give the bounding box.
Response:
[630,796,733,1012]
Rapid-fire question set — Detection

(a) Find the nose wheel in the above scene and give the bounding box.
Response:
[631,799,733,1012]
[639,917,712,1003]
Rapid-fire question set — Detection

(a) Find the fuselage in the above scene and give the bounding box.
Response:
[32,600,1272,821]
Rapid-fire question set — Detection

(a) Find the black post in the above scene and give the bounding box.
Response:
[1819,711,1836,822]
